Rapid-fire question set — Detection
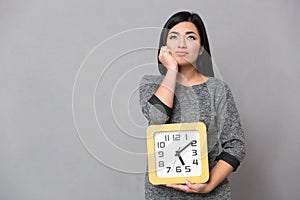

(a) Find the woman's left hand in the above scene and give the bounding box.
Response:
[166,180,213,194]
[166,160,234,194]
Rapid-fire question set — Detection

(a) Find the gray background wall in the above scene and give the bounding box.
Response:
[1,0,299,199]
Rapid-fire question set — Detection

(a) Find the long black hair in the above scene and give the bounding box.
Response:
[158,11,214,77]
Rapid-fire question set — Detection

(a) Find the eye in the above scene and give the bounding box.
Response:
[187,35,196,40]
[169,35,178,40]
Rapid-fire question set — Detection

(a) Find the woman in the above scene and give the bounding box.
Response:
[139,11,245,199]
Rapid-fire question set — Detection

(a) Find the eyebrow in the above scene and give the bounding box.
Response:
[168,31,198,35]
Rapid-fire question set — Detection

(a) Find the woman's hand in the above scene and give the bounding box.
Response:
[158,46,178,71]
[166,160,234,194]
[166,180,213,194]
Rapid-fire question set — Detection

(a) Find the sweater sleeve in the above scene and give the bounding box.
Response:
[215,83,246,172]
[139,75,173,125]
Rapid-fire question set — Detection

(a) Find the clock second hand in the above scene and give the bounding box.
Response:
[171,147,180,171]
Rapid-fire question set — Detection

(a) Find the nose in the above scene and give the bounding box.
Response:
[178,36,187,48]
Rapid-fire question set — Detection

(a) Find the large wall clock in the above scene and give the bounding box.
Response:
[146,122,209,185]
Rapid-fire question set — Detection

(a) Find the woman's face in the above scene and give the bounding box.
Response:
[166,21,202,67]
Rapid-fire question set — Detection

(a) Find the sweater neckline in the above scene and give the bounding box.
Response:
[176,77,212,88]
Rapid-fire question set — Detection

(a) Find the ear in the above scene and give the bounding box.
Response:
[199,46,204,55]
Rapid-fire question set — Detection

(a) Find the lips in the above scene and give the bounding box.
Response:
[175,51,188,56]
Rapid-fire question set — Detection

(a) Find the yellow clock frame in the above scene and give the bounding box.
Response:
[146,122,209,185]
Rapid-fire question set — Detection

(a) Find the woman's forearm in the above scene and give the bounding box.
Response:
[207,160,234,191]
[154,69,178,108]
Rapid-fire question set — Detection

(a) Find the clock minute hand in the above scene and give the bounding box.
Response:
[176,140,196,155]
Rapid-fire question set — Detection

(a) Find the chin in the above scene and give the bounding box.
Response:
[175,57,195,67]
[176,60,190,66]
[177,62,196,69]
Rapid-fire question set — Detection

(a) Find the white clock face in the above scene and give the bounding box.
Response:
[154,130,202,178]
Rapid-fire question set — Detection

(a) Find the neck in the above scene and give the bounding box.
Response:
[178,65,198,80]
[176,64,205,86]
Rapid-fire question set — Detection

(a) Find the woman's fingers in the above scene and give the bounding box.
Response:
[158,46,178,70]
[159,46,170,57]
[165,180,211,194]
[166,184,194,193]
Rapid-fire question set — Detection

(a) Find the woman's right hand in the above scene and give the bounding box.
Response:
[158,46,178,71]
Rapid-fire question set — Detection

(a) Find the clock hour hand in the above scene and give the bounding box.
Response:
[177,153,185,165]
[175,140,196,156]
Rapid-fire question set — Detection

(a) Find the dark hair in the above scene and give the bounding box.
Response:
[158,11,214,77]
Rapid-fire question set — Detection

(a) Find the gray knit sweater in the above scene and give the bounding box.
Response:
[139,75,246,200]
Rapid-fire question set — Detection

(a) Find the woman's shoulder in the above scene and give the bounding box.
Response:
[139,74,164,85]
[206,77,231,95]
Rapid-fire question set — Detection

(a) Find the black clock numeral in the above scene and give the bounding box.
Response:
[166,167,171,173]
[185,166,191,172]
[192,149,197,156]
[158,151,164,157]
[165,135,170,141]
[191,140,197,147]
[173,134,180,141]
[158,161,164,167]
[193,159,198,165]
[157,142,165,148]
[185,134,188,140]
[176,166,181,173]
